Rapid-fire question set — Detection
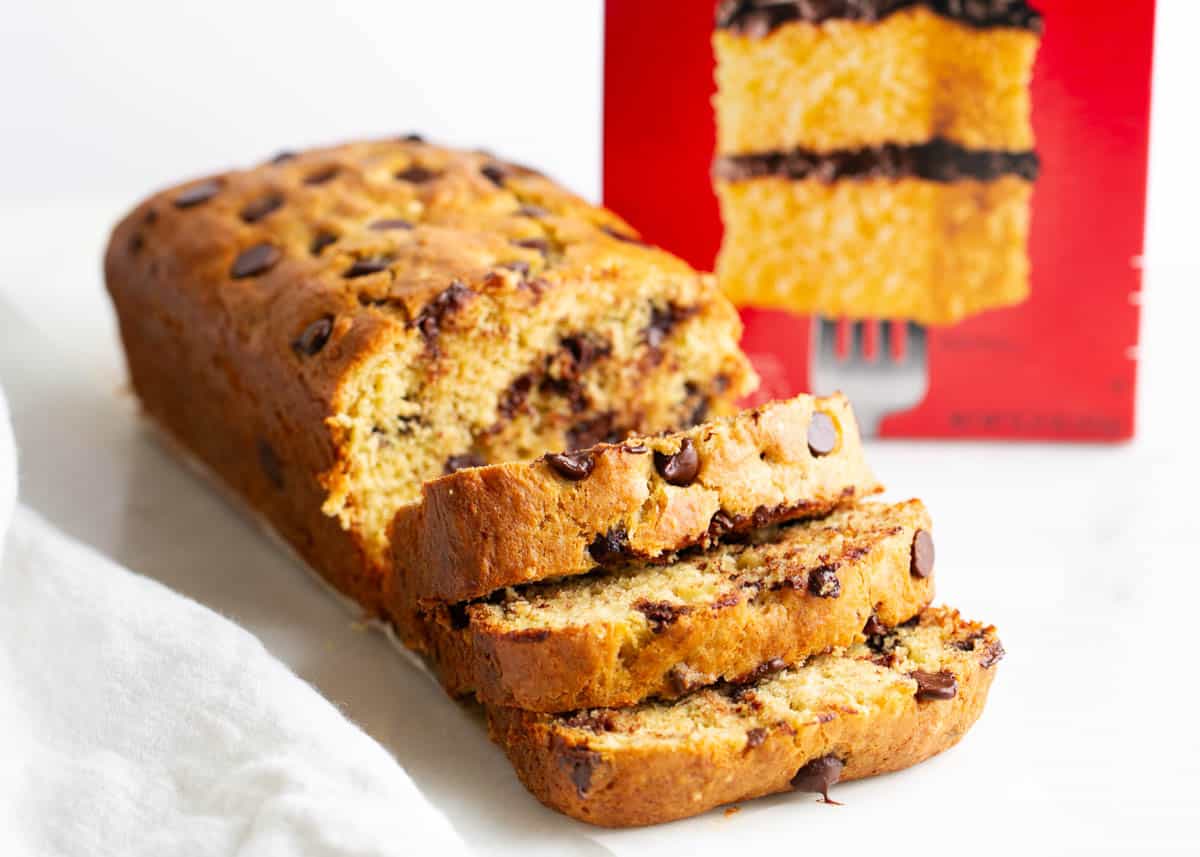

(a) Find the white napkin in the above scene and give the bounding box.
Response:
[0,387,470,857]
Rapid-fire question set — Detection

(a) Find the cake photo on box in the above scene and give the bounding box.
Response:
[711,0,1042,326]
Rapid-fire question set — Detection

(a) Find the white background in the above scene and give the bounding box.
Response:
[2,2,1199,855]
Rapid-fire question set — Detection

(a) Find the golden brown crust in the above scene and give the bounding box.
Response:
[488,607,1001,827]
[430,500,934,711]
[105,137,756,618]
[390,394,881,609]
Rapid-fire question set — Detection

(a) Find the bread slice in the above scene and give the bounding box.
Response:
[389,393,881,615]
[489,606,1002,827]
[428,500,934,711]
[105,137,755,618]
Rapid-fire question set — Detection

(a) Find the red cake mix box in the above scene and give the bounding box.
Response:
[603,0,1155,439]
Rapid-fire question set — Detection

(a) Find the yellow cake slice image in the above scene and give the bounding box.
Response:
[713,1,1042,326]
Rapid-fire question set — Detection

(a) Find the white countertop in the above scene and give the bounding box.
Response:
[1,194,1197,856]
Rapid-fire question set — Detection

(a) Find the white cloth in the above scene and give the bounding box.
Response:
[0,388,469,857]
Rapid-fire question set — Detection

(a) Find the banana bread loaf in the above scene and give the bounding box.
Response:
[105,137,756,620]
[428,500,934,711]
[390,393,880,614]
[489,606,1002,826]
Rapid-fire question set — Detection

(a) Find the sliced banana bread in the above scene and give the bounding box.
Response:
[428,500,934,711]
[105,137,756,619]
[489,606,1002,827]
[390,393,881,613]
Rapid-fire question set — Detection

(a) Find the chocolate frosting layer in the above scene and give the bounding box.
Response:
[713,139,1040,184]
[715,0,1043,37]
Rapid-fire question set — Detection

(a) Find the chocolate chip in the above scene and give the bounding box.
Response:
[395,165,437,183]
[269,151,296,164]
[553,739,602,798]
[444,453,486,474]
[257,439,284,490]
[545,450,595,481]
[807,565,841,598]
[413,281,474,347]
[911,530,935,578]
[303,166,339,185]
[513,238,550,255]
[744,728,768,751]
[368,218,414,231]
[635,600,689,633]
[807,411,838,457]
[499,260,530,276]
[230,243,281,279]
[623,443,648,454]
[480,163,509,186]
[666,663,707,695]
[128,233,144,254]
[516,204,549,218]
[588,526,630,563]
[654,437,700,486]
[790,754,843,803]
[862,614,887,638]
[344,258,392,278]
[173,180,221,208]
[910,670,958,701]
[399,133,425,143]
[309,231,338,255]
[292,315,334,357]
[240,193,283,223]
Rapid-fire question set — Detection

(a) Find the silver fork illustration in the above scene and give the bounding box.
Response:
[809,318,929,437]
